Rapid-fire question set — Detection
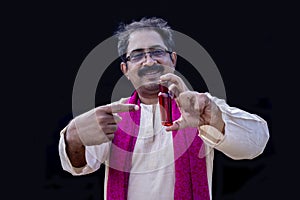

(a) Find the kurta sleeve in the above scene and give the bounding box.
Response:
[58,125,111,175]
[199,93,270,160]
[58,98,130,175]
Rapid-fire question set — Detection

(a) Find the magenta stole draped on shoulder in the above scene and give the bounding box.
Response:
[107,91,210,200]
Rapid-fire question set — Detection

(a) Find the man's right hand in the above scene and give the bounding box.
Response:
[67,103,139,146]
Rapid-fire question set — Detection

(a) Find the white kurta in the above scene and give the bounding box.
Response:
[59,93,269,200]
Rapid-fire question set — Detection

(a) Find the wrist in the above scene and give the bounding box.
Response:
[65,122,85,148]
[198,125,224,145]
[207,98,225,134]
[211,119,225,135]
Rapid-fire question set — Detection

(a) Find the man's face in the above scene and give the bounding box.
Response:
[121,30,177,98]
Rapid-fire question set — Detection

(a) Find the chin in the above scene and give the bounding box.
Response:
[137,83,159,96]
[143,82,159,91]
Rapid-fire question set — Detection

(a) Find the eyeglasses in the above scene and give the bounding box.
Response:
[124,48,172,63]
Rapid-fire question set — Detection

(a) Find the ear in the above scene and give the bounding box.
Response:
[120,62,129,79]
[171,52,177,68]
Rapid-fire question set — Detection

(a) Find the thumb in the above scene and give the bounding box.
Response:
[165,118,185,132]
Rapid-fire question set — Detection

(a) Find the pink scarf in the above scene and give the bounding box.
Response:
[107,91,210,200]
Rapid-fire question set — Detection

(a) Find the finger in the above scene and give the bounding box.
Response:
[160,73,180,85]
[97,113,122,125]
[165,119,185,131]
[168,83,180,98]
[104,103,139,114]
[105,133,115,141]
[103,124,118,134]
[99,116,122,125]
[158,92,168,98]
[112,113,122,123]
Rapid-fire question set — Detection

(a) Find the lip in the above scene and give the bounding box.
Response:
[142,71,161,79]
[144,70,160,75]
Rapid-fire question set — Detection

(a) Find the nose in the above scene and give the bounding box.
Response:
[142,53,157,66]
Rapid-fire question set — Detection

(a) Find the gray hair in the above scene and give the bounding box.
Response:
[115,17,175,60]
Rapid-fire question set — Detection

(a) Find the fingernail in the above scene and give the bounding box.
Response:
[134,105,139,110]
[169,91,174,99]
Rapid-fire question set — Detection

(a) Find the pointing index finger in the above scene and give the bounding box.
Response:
[105,103,139,114]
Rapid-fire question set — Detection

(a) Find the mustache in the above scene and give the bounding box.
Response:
[137,64,164,77]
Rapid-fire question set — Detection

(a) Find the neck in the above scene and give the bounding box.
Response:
[138,95,158,105]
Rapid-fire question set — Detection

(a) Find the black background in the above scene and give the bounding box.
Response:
[3,1,295,200]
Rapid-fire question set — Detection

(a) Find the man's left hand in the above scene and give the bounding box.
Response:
[160,74,224,133]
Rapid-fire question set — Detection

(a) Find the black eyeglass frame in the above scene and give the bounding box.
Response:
[121,49,173,63]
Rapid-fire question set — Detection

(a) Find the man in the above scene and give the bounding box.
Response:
[59,17,269,200]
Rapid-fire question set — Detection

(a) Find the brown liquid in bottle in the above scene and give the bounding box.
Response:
[158,82,173,126]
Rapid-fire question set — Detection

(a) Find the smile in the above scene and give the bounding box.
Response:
[138,64,164,77]
[144,70,161,75]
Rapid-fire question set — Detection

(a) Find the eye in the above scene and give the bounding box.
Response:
[151,49,165,57]
[130,52,144,61]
